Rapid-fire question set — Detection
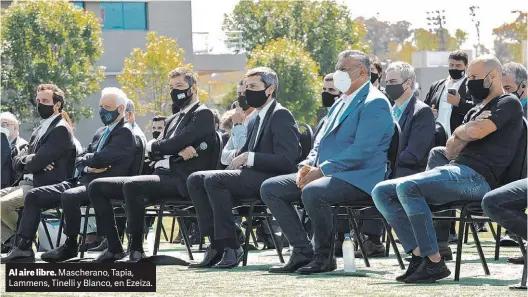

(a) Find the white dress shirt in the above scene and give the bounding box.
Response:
[23,113,62,181]
[154,100,199,170]
[327,81,368,134]
[437,76,466,136]
[247,99,275,167]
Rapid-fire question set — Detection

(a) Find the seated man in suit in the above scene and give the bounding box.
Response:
[356,62,436,259]
[1,112,29,189]
[372,55,524,283]
[1,87,136,263]
[88,67,216,263]
[261,50,394,274]
[187,67,301,269]
[1,84,77,263]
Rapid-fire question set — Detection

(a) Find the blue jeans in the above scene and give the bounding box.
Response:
[372,164,491,256]
[482,178,527,240]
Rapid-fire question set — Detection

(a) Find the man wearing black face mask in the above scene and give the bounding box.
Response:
[0,84,76,261]
[372,55,523,283]
[87,67,216,263]
[316,73,341,138]
[187,67,300,269]
[424,50,474,139]
[502,62,527,119]
[1,87,136,263]
[151,115,166,140]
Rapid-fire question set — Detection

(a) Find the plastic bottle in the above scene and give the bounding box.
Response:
[342,233,356,273]
[147,227,155,255]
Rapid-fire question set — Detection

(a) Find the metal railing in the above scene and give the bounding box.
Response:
[192,31,244,55]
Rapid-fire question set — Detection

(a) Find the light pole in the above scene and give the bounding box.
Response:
[426,10,447,51]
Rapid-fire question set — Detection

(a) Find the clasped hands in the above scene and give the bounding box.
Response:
[296,165,323,189]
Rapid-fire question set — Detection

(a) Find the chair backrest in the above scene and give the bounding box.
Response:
[297,122,314,161]
[211,131,223,170]
[130,135,146,175]
[434,121,448,147]
[387,123,402,180]
[500,118,527,184]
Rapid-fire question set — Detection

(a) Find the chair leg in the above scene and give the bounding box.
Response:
[328,207,338,262]
[161,224,169,242]
[463,223,470,243]
[199,237,204,251]
[80,206,91,259]
[469,221,490,275]
[169,217,176,243]
[518,236,527,288]
[242,205,255,266]
[265,217,284,263]
[349,215,370,267]
[153,204,164,256]
[177,217,194,260]
[56,210,64,247]
[383,219,405,270]
[488,222,496,239]
[250,229,259,248]
[494,225,502,261]
[41,219,54,250]
[454,211,467,281]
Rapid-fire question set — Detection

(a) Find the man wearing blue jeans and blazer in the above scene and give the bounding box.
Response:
[261,50,394,275]
[372,55,524,283]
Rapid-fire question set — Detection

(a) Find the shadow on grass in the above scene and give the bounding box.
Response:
[295,269,389,279]
[193,264,273,273]
[376,277,519,287]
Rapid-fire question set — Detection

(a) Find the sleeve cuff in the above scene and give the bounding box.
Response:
[247,152,255,167]
[83,166,88,173]
[146,139,155,152]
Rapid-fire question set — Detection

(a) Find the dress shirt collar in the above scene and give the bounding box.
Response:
[178,99,199,115]
[521,98,527,108]
[257,99,275,119]
[446,75,466,89]
[392,94,413,121]
[342,81,369,104]
[38,113,61,136]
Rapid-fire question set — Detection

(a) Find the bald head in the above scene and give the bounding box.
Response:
[467,54,504,102]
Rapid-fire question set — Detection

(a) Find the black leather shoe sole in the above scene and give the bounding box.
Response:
[93,252,126,263]
[188,253,222,268]
[269,259,312,273]
[1,255,35,264]
[296,261,337,275]
[405,269,451,283]
[214,251,244,269]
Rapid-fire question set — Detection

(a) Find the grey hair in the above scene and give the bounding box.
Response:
[503,62,527,86]
[386,61,417,91]
[0,112,19,125]
[246,67,279,97]
[101,87,128,107]
[472,54,502,73]
[125,99,135,113]
[337,50,371,76]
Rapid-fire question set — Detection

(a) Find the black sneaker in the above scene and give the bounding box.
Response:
[404,257,451,283]
[396,254,422,282]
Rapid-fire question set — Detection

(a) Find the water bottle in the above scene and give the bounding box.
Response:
[147,227,155,255]
[342,233,356,273]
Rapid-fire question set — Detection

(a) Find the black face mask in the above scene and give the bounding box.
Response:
[512,83,525,100]
[171,104,180,115]
[152,131,161,139]
[467,72,492,104]
[171,87,193,109]
[237,95,250,111]
[37,103,55,119]
[245,87,270,108]
[99,107,121,125]
[321,92,338,107]
[385,80,408,101]
[449,69,465,80]
[370,73,380,84]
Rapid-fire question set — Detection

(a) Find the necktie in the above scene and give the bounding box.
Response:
[247,115,261,152]
[96,127,111,152]
[166,113,185,138]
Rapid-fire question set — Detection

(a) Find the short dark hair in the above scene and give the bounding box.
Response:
[324,73,334,81]
[449,50,469,65]
[168,67,197,87]
[152,115,166,122]
[37,84,65,111]
[370,57,383,74]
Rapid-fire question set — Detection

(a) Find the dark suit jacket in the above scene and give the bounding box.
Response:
[396,96,436,177]
[13,114,76,187]
[424,77,474,132]
[1,133,11,188]
[239,100,301,174]
[151,102,216,197]
[76,118,136,185]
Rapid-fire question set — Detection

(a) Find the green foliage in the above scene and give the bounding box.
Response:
[493,12,527,63]
[223,0,368,75]
[248,38,321,125]
[1,0,104,123]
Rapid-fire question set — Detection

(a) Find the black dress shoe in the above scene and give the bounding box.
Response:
[295,254,337,275]
[508,256,525,265]
[88,238,108,252]
[92,249,126,263]
[214,247,243,269]
[447,233,458,244]
[41,243,78,263]
[117,250,147,263]
[0,247,35,264]
[354,239,386,258]
[404,257,451,283]
[396,254,422,282]
[500,235,519,247]
[269,250,313,273]
[189,246,222,268]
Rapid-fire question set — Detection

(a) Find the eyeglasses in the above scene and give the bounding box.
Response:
[1,122,15,128]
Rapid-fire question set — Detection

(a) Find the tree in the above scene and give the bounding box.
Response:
[118,31,207,116]
[223,0,368,75]
[454,29,469,49]
[247,38,321,125]
[356,17,392,58]
[493,12,527,63]
[1,0,104,123]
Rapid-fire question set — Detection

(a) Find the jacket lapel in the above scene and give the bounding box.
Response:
[99,119,125,151]
[398,96,416,130]
[36,114,63,150]
[174,103,201,136]
[254,100,277,149]
[326,83,370,136]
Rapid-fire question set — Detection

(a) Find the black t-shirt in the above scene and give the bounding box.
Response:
[455,94,524,189]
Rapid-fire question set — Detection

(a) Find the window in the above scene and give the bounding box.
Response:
[100,2,147,30]
[72,1,84,9]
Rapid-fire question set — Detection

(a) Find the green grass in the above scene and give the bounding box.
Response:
[1,225,526,297]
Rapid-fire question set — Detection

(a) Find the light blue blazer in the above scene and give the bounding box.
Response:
[305,83,394,194]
